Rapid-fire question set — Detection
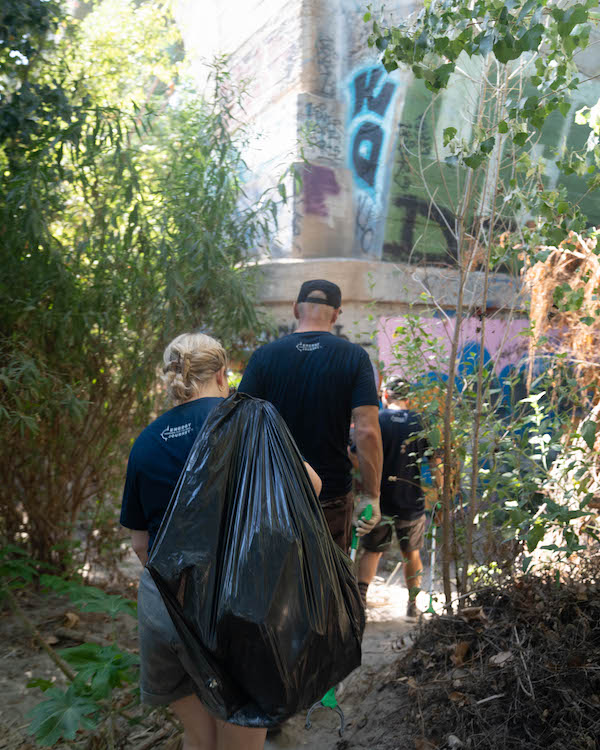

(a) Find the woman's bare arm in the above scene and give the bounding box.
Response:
[131,529,149,566]
[303,461,322,497]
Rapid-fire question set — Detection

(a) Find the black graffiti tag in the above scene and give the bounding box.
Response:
[352,122,383,189]
[355,194,376,253]
[350,68,396,192]
[383,195,457,262]
[352,68,396,118]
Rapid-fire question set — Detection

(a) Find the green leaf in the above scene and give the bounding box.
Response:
[581,420,597,450]
[27,678,55,692]
[527,522,546,552]
[463,152,485,169]
[480,136,496,154]
[26,686,98,746]
[443,127,457,146]
[60,643,139,699]
[498,121,508,134]
[518,24,544,52]
[40,576,136,619]
[493,34,521,64]
[477,32,494,57]
[557,4,589,36]
[433,63,455,89]
[513,132,529,147]
[363,11,371,21]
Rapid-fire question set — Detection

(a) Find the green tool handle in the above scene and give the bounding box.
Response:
[350,503,372,561]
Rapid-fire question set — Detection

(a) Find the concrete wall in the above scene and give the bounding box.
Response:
[255,256,523,348]
[175,0,415,266]
[175,0,599,344]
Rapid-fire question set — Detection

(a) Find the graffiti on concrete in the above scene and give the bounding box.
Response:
[351,122,384,189]
[355,194,376,253]
[347,66,398,257]
[303,100,343,162]
[303,164,340,217]
[383,195,458,262]
[378,316,530,391]
[348,67,397,195]
[315,33,336,99]
[352,68,396,118]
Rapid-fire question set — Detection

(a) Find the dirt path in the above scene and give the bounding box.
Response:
[265,579,416,750]
[0,568,421,750]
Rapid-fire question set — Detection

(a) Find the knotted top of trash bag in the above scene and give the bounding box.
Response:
[148,393,364,727]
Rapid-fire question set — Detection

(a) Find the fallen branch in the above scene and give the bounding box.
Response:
[3,586,76,682]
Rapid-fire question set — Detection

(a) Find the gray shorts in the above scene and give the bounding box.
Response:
[138,568,196,706]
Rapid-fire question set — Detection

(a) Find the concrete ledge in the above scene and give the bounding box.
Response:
[256,257,525,312]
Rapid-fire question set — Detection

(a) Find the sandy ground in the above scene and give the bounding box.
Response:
[0,542,444,750]
[264,576,437,750]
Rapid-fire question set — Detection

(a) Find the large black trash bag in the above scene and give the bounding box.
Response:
[147,392,364,727]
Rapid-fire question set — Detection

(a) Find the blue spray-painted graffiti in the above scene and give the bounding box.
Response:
[348,67,397,196]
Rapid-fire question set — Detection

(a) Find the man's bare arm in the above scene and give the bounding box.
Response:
[352,405,383,534]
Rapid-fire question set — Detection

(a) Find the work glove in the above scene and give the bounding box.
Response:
[353,494,381,536]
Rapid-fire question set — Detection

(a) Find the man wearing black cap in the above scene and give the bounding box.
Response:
[239,279,383,553]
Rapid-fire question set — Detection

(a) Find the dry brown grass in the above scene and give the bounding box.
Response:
[523,232,600,397]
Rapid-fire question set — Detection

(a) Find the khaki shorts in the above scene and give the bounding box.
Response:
[361,514,426,555]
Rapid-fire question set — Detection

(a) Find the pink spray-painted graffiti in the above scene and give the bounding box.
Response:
[378,316,530,383]
[303,163,340,217]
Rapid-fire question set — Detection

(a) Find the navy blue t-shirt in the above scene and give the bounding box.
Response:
[379,408,429,521]
[120,397,224,551]
[239,332,378,500]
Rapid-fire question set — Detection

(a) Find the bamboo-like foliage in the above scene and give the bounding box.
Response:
[0,2,282,565]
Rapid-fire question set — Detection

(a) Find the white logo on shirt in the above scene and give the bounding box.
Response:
[160,422,193,441]
[296,342,322,352]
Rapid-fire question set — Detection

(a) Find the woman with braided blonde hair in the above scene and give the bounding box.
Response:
[120,332,321,750]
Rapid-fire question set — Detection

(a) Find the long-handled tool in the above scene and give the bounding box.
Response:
[350,504,373,562]
[305,687,346,736]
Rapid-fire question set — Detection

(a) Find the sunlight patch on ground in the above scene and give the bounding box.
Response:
[364,576,446,621]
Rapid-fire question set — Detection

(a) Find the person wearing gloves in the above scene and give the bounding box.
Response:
[120,332,322,750]
[356,377,439,618]
[240,279,383,554]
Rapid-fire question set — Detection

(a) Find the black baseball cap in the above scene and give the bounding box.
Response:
[385,377,411,399]
[296,279,342,309]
